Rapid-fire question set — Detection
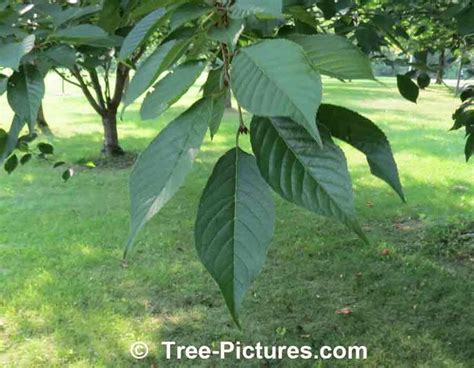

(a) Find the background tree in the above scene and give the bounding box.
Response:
[1,0,175,157]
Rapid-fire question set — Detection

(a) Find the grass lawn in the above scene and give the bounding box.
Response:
[0,75,473,367]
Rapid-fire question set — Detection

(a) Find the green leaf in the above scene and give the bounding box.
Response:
[119,8,166,61]
[317,104,405,201]
[416,73,430,90]
[170,3,211,31]
[20,153,32,165]
[208,18,245,51]
[460,86,474,102]
[231,0,283,18]
[126,98,213,257]
[123,40,180,108]
[397,74,419,103]
[250,116,367,242]
[456,6,474,36]
[195,147,275,325]
[42,5,101,28]
[53,25,108,42]
[99,0,123,33]
[317,0,336,19]
[0,35,35,70]
[4,154,18,174]
[203,67,224,97]
[288,34,375,80]
[140,60,207,120]
[130,0,175,20]
[37,142,54,155]
[44,45,76,69]
[0,128,7,156]
[0,74,7,95]
[209,90,228,139]
[0,115,25,162]
[62,168,74,182]
[7,65,45,132]
[231,39,323,145]
[53,161,66,168]
[466,134,474,162]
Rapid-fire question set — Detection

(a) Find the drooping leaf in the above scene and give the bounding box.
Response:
[231,0,283,18]
[250,116,367,242]
[123,40,179,108]
[397,74,419,103]
[126,98,213,257]
[140,60,207,120]
[317,104,405,201]
[288,34,375,80]
[4,154,18,174]
[195,147,275,325]
[119,8,166,61]
[231,39,323,145]
[0,35,35,70]
[7,65,45,132]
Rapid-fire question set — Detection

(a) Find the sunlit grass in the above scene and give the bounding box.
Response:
[0,74,473,367]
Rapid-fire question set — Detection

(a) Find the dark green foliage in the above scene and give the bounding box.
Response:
[4,154,18,174]
[37,143,54,155]
[417,72,431,89]
[397,74,420,103]
[20,153,32,165]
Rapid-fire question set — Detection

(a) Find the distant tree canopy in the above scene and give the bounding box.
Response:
[0,0,472,324]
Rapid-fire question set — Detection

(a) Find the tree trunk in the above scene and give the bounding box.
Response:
[37,104,53,136]
[456,58,463,96]
[101,110,124,157]
[435,49,445,85]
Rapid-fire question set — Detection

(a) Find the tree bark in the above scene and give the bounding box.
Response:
[36,104,53,136]
[101,110,124,156]
[436,49,445,85]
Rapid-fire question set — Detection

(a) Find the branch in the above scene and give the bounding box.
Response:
[71,67,104,115]
[53,68,81,88]
[104,60,112,104]
[110,63,130,110]
[87,68,107,111]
